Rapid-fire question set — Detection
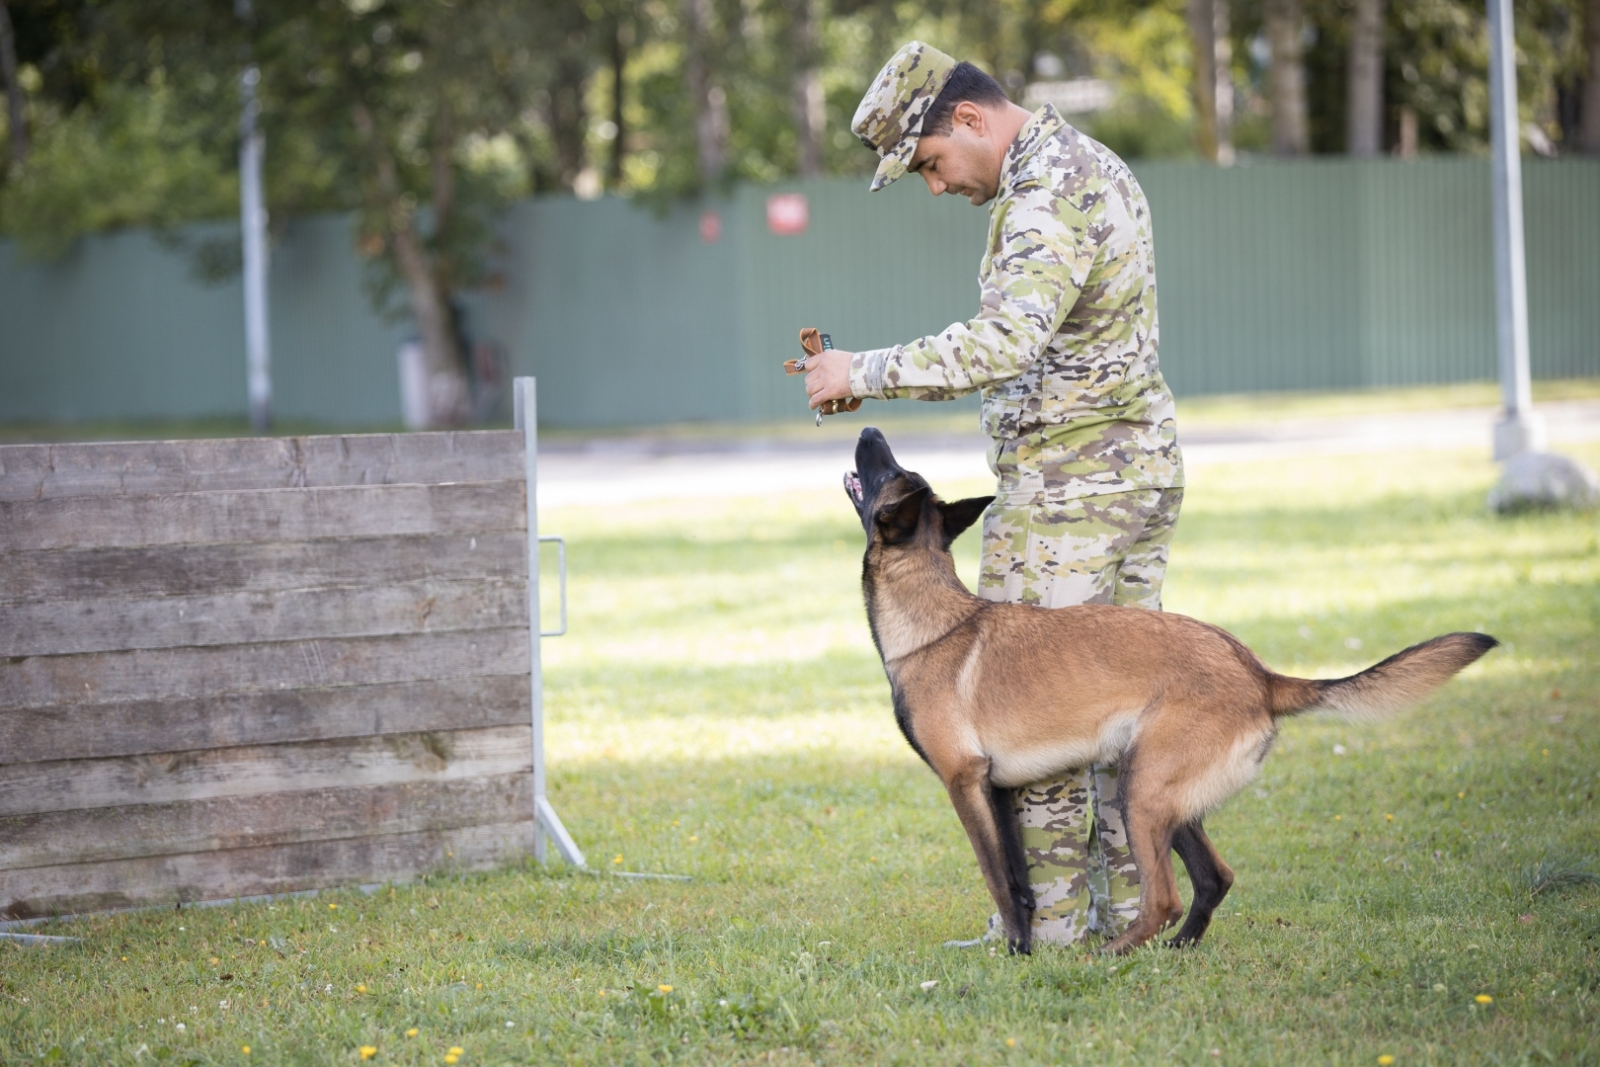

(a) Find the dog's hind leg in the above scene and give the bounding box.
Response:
[1166,820,1234,948]
[1098,767,1185,955]
[940,758,1034,954]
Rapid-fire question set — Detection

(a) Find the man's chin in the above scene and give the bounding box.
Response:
[966,189,994,206]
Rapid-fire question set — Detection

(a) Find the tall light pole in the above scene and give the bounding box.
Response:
[1487,0,1544,459]
[238,0,272,433]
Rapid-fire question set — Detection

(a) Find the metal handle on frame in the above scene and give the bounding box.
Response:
[538,535,567,637]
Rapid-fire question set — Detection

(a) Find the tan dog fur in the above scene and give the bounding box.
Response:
[844,427,1497,956]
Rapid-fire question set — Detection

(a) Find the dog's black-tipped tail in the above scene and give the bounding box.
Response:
[1268,632,1499,720]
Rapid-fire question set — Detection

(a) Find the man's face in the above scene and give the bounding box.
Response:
[908,104,1001,205]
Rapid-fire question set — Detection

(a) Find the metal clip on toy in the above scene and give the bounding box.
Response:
[785,327,864,426]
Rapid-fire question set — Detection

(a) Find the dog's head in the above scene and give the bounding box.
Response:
[844,427,993,551]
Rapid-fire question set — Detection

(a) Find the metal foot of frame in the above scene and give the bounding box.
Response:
[536,796,587,869]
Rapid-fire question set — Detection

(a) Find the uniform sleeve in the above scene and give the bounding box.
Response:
[848,182,1093,402]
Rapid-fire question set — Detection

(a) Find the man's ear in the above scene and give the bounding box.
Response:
[938,495,993,547]
[952,99,986,136]
[875,486,930,544]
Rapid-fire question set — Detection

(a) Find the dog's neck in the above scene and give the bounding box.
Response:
[864,540,982,664]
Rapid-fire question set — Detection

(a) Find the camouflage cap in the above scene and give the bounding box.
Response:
[851,41,959,192]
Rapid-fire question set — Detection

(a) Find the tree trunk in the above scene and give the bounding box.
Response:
[608,16,627,188]
[0,0,26,166]
[353,104,468,428]
[1264,0,1309,155]
[791,0,824,177]
[683,0,726,187]
[1583,0,1600,154]
[549,50,589,190]
[1187,0,1234,163]
[1347,0,1385,157]
[1187,0,1217,161]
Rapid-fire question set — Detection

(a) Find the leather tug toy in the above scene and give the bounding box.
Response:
[786,327,863,426]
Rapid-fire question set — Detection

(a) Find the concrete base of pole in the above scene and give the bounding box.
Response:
[1488,451,1600,514]
[1492,410,1547,461]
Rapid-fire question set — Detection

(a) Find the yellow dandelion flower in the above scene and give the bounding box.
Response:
[356,985,367,994]
[612,855,623,865]
[1378,1057,1394,1065]
[598,990,606,997]
[1475,994,1493,1004]
[658,984,673,994]
[406,1029,419,1038]
[210,957,221,965]
[1457,792,1465,798]
[1005,1037,1016,1048]
[444,1057,458,1066]
[448,1047,464,1056]
[1335,815,1343,821]
[689,835,699,843]
[241,1047,251,1055]
[1385,814,1394,822]
[330,903,338,910]
[476,983,483,990]
[358,1046,377,1060]
[121,956,128,961]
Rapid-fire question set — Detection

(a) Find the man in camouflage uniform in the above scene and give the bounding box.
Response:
[801,41,1184,947]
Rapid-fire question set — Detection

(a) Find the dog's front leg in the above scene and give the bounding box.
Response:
[941,757,1034,954]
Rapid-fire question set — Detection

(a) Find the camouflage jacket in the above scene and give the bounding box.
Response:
[847,105,1184,503]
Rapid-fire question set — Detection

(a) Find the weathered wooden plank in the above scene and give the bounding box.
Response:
[0,431,525,502]
[0,675,529,766]
[0,480,525,552]
[0,578,528,657]
[0,773,532,870]
[0,820,535,921]
[0,531,526,606]
[0,629,528,710]
[0,725,532,817]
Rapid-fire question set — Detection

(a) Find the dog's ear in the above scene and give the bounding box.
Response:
[875,486,929,544]
[938,495,993,547]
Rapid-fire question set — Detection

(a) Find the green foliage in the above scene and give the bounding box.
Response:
[2,428,1597,1064]
[0,73,236,259]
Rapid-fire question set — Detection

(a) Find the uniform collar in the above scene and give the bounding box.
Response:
[999,104,1066,192]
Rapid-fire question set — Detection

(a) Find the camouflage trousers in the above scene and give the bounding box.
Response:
[977,487,1184,946]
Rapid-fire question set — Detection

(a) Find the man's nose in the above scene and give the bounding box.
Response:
[922,173,945,196]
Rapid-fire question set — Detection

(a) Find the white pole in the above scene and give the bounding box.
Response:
[238,0,271,434]
[1487,0,1544,460]
[513,377,586,869]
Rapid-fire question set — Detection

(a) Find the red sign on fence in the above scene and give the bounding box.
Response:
[766,193,809,236]
[699,210,722,244]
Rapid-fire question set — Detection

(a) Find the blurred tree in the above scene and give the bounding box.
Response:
[1585,0,1600,150]
[1347,0,1383,155]
[1264,0,1310,153]
[0,0,26,165]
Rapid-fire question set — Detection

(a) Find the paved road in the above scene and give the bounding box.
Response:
[537,399,1600,507]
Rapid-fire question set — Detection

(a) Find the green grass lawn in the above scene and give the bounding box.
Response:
[4,439,1598,1066]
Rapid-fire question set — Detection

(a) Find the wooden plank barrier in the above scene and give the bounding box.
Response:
[0,429,546,920]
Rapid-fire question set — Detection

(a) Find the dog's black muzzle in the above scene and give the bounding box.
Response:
[845,427,913,528]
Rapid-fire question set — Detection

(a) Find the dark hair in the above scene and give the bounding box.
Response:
[921,62,1010,137]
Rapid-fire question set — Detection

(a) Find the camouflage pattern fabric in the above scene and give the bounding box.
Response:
[978,487,1183,945]
[978,488,1182,609]
[850,41,959,193]
[848,104,1184,501]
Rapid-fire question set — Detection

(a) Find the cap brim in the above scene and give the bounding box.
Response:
[869,136,918,192]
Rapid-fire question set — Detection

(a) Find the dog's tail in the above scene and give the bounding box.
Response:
[1267,632,1498,720]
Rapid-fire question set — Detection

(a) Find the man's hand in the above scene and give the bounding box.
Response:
[804,348,855,409]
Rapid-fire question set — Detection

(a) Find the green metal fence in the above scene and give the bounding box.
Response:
[1,159,1596,429]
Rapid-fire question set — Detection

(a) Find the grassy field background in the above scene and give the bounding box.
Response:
[2,428,1597,1066]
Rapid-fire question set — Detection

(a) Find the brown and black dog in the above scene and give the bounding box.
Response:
[843,427,1497,956]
